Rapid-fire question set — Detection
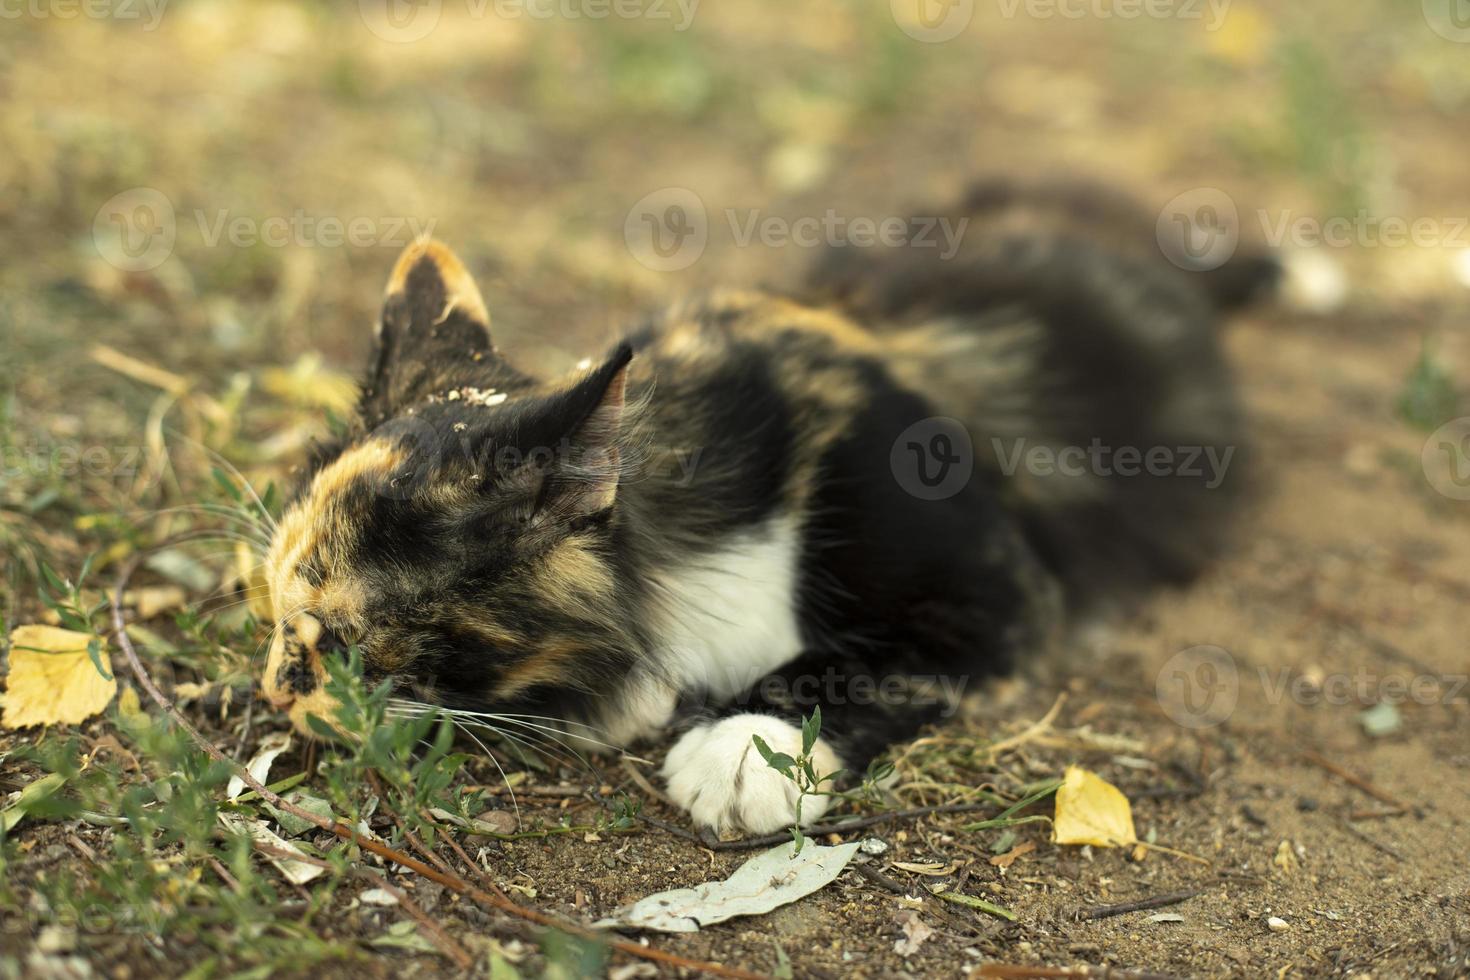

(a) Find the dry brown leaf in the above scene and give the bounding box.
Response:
[988,839,1037,868]
[1052,765,1137,848]
[2,626,117,729]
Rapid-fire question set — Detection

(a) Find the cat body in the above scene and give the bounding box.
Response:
[261,180,1270,833]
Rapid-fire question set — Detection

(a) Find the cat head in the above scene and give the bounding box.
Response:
[259,240,640,735]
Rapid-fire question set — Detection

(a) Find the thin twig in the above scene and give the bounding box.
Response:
[849,862,910,895]
[1071,888,1204,921]
[1338,820,1406,862]
[367,770,458,879]
[1302,750,1408,812]
[621,757,674,807]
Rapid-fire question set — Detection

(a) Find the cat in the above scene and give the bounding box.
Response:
[259,179,1274,834]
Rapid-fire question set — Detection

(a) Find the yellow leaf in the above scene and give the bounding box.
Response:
[2,626,118,729]
[1206,6,1272,67]
[1052,766,1137,848]
[116,684,151,731]
[261,352,358,414]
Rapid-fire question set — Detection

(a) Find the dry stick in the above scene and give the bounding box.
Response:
[433,816,513,901]
[1071,888,1204,922]
[620,756,675,807]
[849,862,909,895]
[1338,820,1407,862]
[366,770,459,879]
[207,856,243,894]
[109,561,767,980]
[1302,750,1408,812]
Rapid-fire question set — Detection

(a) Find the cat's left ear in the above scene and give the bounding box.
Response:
[503,344,634,520]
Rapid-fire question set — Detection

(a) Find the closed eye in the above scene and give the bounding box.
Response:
[315,623,353,660]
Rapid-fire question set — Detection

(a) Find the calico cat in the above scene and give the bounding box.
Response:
[260,179,1273,834]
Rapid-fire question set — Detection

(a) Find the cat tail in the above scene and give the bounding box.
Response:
[802,178,1273,613]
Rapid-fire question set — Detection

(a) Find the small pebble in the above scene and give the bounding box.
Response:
[860,837,889,856]
[1267,916,1290,932]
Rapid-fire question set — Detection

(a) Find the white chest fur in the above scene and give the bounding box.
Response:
[651,514,805,698]
[595,516,805,746]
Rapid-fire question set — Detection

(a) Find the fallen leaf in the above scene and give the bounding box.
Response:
[429,806,517,836]
[989,840,1037,868]
[893,910,933,956]
[929,887,1017,921]
[892,861,960,876]
[1358,702,1402,738]
[595,838,859,933]
[129,586,188,619]
[369,920,438,954]
[218,814,325,885]
[2,626,117,729]
[1273,839,1298,874]
[270,793,334,837]
[358,888,399,906]
[227,732,292,800]
[1053,766,1137,848]
[0,773,67,833]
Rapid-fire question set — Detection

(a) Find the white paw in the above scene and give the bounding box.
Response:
[661,714,844,835]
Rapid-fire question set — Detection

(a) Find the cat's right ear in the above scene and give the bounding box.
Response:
[379,238,493,345]
[362,239,498,425]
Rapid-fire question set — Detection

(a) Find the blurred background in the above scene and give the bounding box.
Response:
[4,1,1469,568]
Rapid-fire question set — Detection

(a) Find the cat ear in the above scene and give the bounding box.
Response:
[501,344,633,520]
[380,238,493,346]
[362,239,499,426]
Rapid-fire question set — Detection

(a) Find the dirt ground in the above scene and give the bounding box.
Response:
[2,2,1469,978]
